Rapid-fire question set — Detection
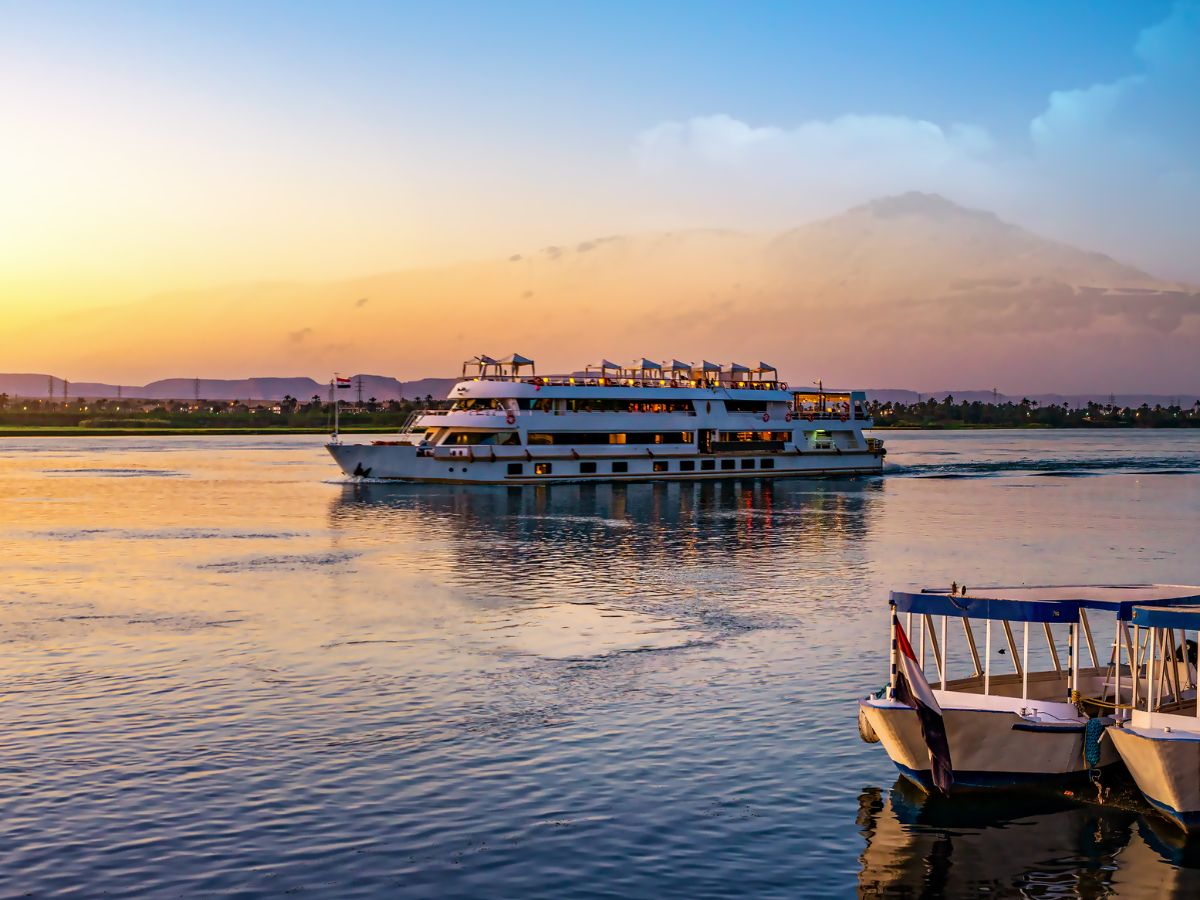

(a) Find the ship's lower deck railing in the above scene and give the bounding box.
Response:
[418,444,879,461]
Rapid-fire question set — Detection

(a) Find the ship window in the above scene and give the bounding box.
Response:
[579,461,597,474]
[507,463,523,475]
[720,459,736,470]
[701,460,716,471]
[760,458,774,469]
[718,431,790,442]
[526,431,693,445]
[653,460,668,472]
[447,431,519,445]
[741,458,755,469]
[679,460,695,471]
[624,431,693,445]
[612,461,628,473]
[724,400,769,413]
[535,463,552,475]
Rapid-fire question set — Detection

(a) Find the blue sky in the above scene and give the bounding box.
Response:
[2,0,1197,294]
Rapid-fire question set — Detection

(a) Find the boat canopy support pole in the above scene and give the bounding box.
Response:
[1075,624,1084,700]
[1114,619,1122,713]
[1043,622,1061,674]
[984,619,992,695]
[1148,628,1157,716]
[940,615,948,689]
[1080,610,1097,668]
[1003,620,1022,677]
[1133,625,1141,711]
[961,618,981,678]
[923,614,942,683]
[1022,622,1030,701]
[918,615,925,669]
[888,606,897,701]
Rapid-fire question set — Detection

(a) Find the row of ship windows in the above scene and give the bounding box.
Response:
[506,458,778,476]
[447,430,796,446]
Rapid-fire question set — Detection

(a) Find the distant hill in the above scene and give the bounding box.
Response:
[0,374,458,402]
[3,192,1197,393]
[2,371,1192,409]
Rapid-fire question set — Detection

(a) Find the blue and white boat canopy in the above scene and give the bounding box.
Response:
[1130,604,1200,629]
[891,584,1200,623]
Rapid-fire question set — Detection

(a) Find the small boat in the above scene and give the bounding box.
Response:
[859,585,1200,792]
[1107,602,1200,831]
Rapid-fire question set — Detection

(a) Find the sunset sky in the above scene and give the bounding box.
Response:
[2,1,1198,388]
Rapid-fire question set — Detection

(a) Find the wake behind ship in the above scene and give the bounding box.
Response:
[327,355,886,484]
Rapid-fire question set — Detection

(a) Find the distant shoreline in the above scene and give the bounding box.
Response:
[0,427,384,437]
[0,423,1193,437]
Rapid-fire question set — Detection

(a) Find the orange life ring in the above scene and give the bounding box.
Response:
[670,379,679,388]
[762,412,770,423]
[506,413,516,425]
[780,382,788,390]
[840,413,848,422]
[806,413,815,422]
[784,412,793,422]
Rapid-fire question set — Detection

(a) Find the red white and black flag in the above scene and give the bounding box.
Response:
[334,376,352,389]
[893,618,954,794]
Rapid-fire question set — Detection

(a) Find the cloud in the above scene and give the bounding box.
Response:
[631,1,1200,281]
[355,297,369,307]
[287,327,313,343]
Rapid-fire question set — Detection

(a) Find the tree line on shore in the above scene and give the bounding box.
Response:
[0,392,1195,429]
[869,396,1200,428]
[0,393,439,428]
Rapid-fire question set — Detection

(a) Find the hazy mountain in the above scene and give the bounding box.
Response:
[0,374,457,402]
[5,193,1198,393]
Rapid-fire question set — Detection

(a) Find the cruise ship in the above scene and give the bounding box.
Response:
[327,355,886,484]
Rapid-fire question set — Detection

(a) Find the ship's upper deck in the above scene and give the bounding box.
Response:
[452,354,859,405]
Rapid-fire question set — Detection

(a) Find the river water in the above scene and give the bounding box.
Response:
[2,430,1199,897]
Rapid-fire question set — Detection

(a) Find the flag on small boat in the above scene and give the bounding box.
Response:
[335,376,352,389]
[894,619,954,793]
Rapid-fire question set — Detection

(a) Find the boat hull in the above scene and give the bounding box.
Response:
[1108,724,1200,831]
[860,698,1119,791]
[327,442,884,484]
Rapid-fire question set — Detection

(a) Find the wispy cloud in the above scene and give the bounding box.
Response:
[633,1,1200,281]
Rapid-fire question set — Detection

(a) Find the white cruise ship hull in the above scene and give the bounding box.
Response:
[326,360,884,484]
[328,441,883,483]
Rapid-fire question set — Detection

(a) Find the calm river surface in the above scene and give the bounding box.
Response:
[3,430,1199,897]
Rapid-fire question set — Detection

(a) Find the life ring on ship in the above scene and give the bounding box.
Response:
[762,413,770,423]
[671,379,679,388]
[806,413,815,422]
[784,412,793,422]
[506,413,516,425]
[840,413,848,422]
[780,382,787,391]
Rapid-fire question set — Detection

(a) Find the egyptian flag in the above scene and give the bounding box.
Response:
[893,619,954,794]
[335,376,352,389]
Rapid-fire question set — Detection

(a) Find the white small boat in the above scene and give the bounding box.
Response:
[859,585,1200,792]
[1108,602,1200,832]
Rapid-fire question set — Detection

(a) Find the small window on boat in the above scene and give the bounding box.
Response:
[741,458,755,469]
[507,463,523,475]
[720,459,736,470]
[679,460,695,471]
[760,458,774,469]
[653,460,668,473]
[535,463,552,475]
[612,461,628,473]
[579,461,597,474]
[701,459,716,471]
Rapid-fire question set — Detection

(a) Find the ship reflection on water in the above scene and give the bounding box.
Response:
[857,776,1200,897]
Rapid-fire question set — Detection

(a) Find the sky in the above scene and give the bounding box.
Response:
[1,1,1198,387]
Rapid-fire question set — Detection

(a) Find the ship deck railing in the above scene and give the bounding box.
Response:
[416,408,867,421]
[458,374,814,391]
